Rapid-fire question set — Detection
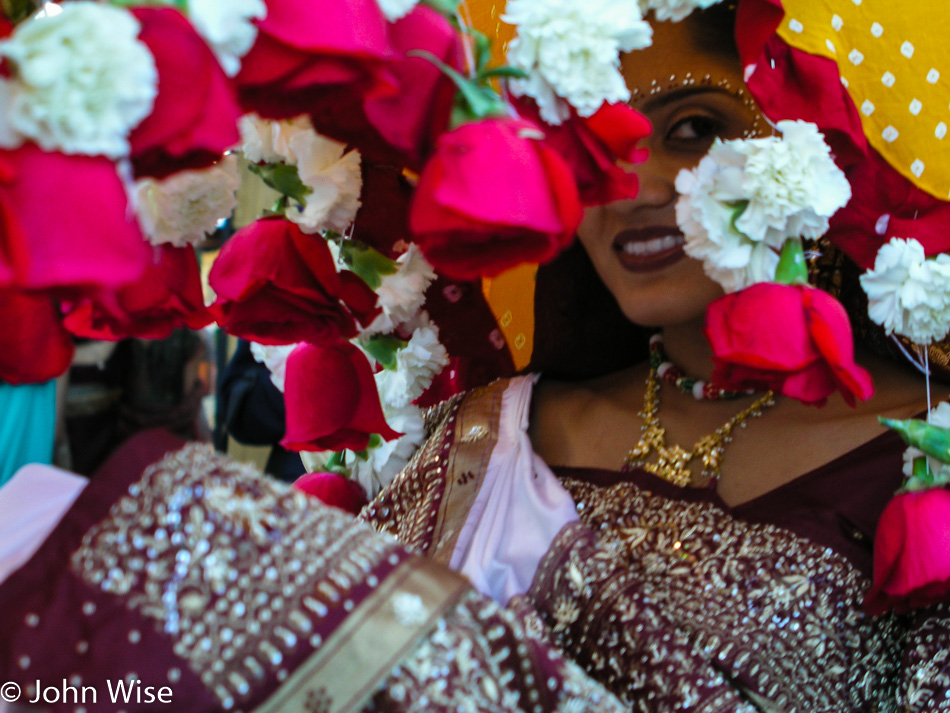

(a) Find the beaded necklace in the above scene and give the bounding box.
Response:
[648,333,750,401]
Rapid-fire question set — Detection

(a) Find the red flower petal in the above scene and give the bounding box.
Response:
[293,472,368,514]
[0,289,74,384]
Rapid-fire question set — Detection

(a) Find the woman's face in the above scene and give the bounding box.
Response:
[577,13,766,328]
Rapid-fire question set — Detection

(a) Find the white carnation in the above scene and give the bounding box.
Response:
[187,0,266,77]
[286,130,362,234]
[239,114,316,164]
[503,0,652,124]
[861,238,950,345]
[902,401,950,489]
[0,2,157,157]
[639,0,723,22]
[133,155,240,248]
[676,120,850,292]
[364,245,437,335]
[375,322,449,409]
[376,0,418,22]
[250,342,298,392]
[348,404,427,497]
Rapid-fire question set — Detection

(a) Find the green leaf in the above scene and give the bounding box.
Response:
[1,0,37,23]
[880,417,950,464]
[338,241,398,290]
[420,0,458,16]
[774,238,809,286]
[726,200,750,236]
[477,66,531,81]
[360,335,408,370]
[406,50,507,124]
[248,163,312,204]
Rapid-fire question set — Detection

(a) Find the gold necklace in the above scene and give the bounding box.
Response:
[624,366,776,487]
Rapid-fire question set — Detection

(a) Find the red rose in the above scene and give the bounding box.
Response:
[705,283,874,406]
[312,5,463,170]
[0,289,74,385]
[516,98,651,205]
[235,0,395,121]
[293,472,368,515]
[865,489,950,615]
[281,342,400,452]
[64,245,212,340]
[128,8,242,180]
[208,218,379,345]
[826,150,950,269]
[0,144,148,296]
[409,118,583,280]
[351,161,414,257]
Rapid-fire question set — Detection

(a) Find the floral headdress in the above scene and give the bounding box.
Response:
[0,0,947,612]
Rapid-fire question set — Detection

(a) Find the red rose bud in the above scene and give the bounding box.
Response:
[0,144,148,297]
[293,472,368,515]
[865,489,950,615]
[208,218,380,346]
[64,245,212,340]
[281,342,400,452]
[312,4,464,171]
[0,289,74,385]
[236,0,396,121]
[516,98,651,205]
[705,283,874,407]
[409,117,583,280]
[129,8,241,180]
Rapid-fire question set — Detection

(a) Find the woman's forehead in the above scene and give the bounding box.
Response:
[620,15,743,101]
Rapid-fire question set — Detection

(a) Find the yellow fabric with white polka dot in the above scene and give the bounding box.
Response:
[778,0,949,200]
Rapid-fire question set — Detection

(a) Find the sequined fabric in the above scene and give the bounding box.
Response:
[363,379,950,712]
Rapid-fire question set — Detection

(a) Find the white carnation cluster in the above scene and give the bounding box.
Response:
[186,0,267,77]
[639,0,723,22]
[860,238,950,345]
[376,0,418,22]
[375,322,450,409]
[902,401,950,490]
[133,154,240,248]
[675,120,851,293]
[0,2,157,157]
[346,404,427,497]
[364,245,438,335]
[503,0,652,124]
[239,114,363,234]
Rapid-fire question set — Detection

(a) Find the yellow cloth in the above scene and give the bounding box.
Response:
[778,1,949,200]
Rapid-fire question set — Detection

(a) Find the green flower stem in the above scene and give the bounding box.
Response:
[406,49,509,127]
[880,417,950,464]
[774,237,809,286]
[337,240,397,291]
[420,0,458,17]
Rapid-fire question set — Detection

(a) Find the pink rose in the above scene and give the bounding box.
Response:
[0,144,148,296]
[208,218,379,346]
[235,0,395,121]
[409,117,583,280]
[293,472,368,515]
[865,489,950,615]
[312,5,464,170]
[0,289,74,385]
[64,245,212,340]
[705,283,874,406]
[282,342,400,452]
[128,8,242,180]
[516,98,651,205]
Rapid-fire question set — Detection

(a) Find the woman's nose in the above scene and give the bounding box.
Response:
[618,154,677,209]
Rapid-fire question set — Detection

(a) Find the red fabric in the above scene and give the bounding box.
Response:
[128,8,241,180]
[0,288,74,384]
[865,488,950,615]
[734,0,785,75]
[409,118,582,280]
[282,342,400,452]
[0,144,148,296]
[742,34,867,168]
[293,472,368,514]
[827,150,950,269]
[705,283,874,407]
[516,98,650,206]
[63,245,212,340]
[235,0,395,121]
[312,5,463,171]
[209,218,379,346]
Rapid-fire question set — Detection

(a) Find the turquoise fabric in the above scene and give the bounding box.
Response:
[0,380,56,487]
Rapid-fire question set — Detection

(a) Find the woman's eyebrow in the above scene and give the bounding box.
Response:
[635,85,734,111]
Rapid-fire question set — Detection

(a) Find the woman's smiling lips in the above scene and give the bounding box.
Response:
[612,227,686,272]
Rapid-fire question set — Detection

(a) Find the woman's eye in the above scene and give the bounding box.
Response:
[666,115,720,142]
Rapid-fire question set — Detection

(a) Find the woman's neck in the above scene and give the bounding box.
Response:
[660,318,716,383]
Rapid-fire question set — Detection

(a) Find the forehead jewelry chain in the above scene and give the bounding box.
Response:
[624,365,776,487]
